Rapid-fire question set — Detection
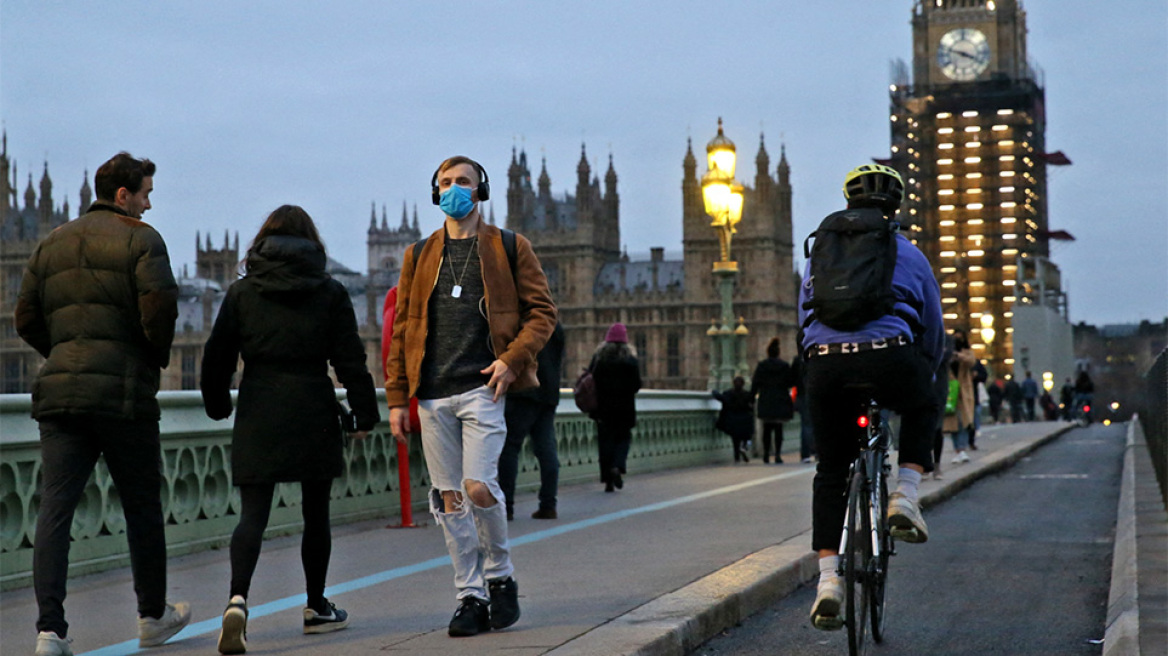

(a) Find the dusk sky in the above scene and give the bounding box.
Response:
[3,1,1165,326]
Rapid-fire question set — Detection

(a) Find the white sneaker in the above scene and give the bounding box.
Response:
[810,575,844,630]
[888,491,929,543]
[217,595,248,654]
[139,601,192,648]
[960,451,971,463]
[35,631,73,656]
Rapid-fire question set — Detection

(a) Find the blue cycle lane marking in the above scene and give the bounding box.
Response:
[80,468,812,656]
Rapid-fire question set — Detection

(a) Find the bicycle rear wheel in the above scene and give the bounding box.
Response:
[869,454,890,643]
[845,469,870,656]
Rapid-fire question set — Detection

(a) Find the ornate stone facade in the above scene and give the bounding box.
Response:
[505,136,799,390]
[2,134,800,394]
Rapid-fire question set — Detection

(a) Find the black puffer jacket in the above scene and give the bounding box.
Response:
[200,236,379,485]
[14,202,178,420]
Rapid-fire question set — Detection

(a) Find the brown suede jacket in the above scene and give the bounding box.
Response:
[384,221,556,408]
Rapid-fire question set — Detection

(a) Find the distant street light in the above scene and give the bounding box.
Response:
[702,118,747,391]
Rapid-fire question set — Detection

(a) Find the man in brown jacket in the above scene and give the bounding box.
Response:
[385,156,555,637]
[15,153,190,656]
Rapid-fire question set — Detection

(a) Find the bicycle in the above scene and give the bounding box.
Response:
[837,388,895,656]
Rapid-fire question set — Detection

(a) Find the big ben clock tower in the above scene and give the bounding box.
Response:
[889,0,1070,376]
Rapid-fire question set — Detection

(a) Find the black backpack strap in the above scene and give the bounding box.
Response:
[409,235,430,276]
[411,228,516,276]
[501,228,517,276]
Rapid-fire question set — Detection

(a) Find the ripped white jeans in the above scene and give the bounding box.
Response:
[417,385,514,601]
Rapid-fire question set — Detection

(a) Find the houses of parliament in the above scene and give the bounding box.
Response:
[0,129,800,393]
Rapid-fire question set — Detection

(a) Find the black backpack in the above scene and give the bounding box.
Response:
[801,207,899,331]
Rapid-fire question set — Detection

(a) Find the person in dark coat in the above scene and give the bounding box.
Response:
[1059,378,1075,421]
[589,323,642,492]
[791,353,816,462]
[1004,375,1024,423]
[15,152,191,653]
[750,337,795,463]
[987,378,1004,423]
[713,376,755,463]
[201,205,379,653]
[499,322,565,520]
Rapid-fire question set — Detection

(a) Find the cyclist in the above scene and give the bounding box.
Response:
[799,164,945,630]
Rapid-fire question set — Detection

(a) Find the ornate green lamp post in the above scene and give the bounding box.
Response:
[701,118,746,392]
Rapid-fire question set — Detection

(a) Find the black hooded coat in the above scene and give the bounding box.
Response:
[201,236,379,484]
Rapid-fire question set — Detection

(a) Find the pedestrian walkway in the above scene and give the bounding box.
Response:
[1,420,1137,656]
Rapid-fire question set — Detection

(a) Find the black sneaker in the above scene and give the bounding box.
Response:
[487,577,521,630]
[303,599,349,634]
[217,595,248,654]
[448,597,491,637]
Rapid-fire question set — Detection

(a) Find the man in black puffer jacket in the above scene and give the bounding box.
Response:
[15,152,190,654]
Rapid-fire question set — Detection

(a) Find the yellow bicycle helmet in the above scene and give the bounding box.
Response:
[843,163,904,213]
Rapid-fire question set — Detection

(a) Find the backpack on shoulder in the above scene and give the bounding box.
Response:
[801,207,899,332]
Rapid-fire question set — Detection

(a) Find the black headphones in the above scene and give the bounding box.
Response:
[431,159,490,205]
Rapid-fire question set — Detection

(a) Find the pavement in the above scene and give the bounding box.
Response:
[0,419,1160,656]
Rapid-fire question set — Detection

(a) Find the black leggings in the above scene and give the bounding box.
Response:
[761,422,784,460]
[230,480,333,607]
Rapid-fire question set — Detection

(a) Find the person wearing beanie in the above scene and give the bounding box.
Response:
[587,323,642,492]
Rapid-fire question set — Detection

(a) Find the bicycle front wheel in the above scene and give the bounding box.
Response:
[845,469,871,656]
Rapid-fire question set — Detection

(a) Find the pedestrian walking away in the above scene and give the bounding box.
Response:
[714,377,756,463]
[987,376,1004,424]
[791,353,816,462]
[499,321,565,520]
[385,155,556,637]
[588,323,643,491]
[750,337,795,463]
[798,163,944,631]
[1004,374,1024,423]
[15,152,191,656]
[1059,377,1075,421]
[1020,370,1039,422]
[946,329,977,464]
[201,205,380,654]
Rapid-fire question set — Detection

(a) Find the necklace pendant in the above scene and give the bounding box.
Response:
[451,285,462,299]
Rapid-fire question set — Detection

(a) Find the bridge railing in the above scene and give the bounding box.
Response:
[1139,348,1167,505]
[0,389,753,590]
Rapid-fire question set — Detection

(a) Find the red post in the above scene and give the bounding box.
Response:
[390,432,419,528]
[382,287,422,529]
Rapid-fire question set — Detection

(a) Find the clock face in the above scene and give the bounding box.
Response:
[937,28,991,81]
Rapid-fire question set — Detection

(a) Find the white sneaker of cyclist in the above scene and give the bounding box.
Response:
[888,491,929,544]
[810,575,845,631]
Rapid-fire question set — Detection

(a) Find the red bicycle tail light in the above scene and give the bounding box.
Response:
[857,416,870,428]
[1083,405,1091,413]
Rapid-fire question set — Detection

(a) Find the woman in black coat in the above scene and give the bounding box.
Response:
[713,376,755,463]
[589,323,642,492]
[201,205,379,652]
[750,337,795,463]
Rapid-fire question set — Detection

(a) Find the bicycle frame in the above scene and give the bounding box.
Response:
[837,398,894,655]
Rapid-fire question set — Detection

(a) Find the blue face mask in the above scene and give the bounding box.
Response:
[438,185,475,220]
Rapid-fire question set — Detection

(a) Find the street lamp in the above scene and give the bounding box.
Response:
[702,118,747,391]
[979,313,996,376]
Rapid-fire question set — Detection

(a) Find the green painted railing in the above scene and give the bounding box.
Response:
[0,389,747,590]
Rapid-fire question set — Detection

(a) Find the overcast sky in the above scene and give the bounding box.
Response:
[3,1,1165,326]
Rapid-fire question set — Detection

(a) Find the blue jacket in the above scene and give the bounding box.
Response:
[798,231,944,371]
